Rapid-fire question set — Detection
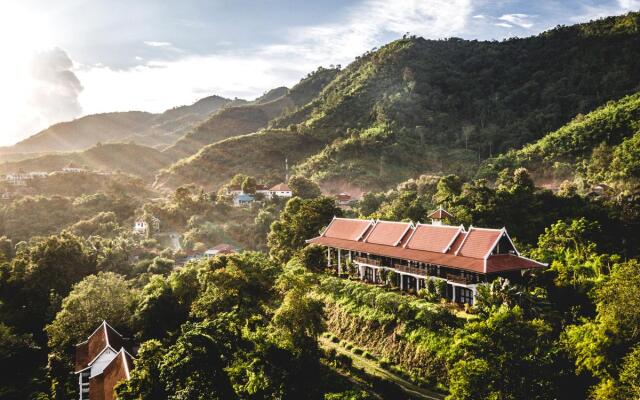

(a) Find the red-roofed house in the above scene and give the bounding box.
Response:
[75,321,134,400]
[269,183,292,198]
[308,210,545,305]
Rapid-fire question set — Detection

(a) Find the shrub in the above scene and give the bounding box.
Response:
[353,347,364,356]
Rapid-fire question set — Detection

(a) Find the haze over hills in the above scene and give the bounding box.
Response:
[0,142,173,180]
[480,91,640,191]
[0,94,241,155]
[163,67,339,159]
[156,12,640,191]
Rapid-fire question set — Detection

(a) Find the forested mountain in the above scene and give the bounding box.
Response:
[157,12,640,191]
[480,92,640,191]
[0,142,173,180]
[163,67,339,159]
[0,94,238,156]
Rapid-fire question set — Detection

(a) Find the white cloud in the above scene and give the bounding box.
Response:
[76,0,474,116]
[618,0,640,10]
[495,22,513,28]
[498,13,535,29]
[144,41,172,47]
[473,14,486,19]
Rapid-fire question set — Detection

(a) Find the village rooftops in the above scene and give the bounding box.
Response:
[307,217,545,274]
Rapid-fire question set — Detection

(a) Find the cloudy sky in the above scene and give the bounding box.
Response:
[0,0,638,146]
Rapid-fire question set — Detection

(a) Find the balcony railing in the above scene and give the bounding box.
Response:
[446,273,474,285]
[353,257,476,285]
[393,264,428,277]
[353,256,381,266]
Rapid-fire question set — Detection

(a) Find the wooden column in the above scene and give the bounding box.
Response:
[337,249,342,275]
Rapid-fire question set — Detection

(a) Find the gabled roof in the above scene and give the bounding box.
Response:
[364,221,413,246]
[75,321,124,372]
[427,207,453,220]
[89,348,134,400]
[308,217,544,274]
[455,227,503,259]
[269,183,291,191]
[322,217,373,241]
[405,223,463,253]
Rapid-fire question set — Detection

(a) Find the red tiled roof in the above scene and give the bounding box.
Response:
[456,227,503,259]
[427,208,453,219]
[486,254,544,273]
[364,221,412,246]
[309,218,545,274]
[322,218,373,241]
[405,224,461,253]
[270,183,291,191]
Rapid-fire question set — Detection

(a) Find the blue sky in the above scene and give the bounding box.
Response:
[0,0,638,145]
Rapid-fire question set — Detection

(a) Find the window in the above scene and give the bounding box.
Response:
[457,287,474,305]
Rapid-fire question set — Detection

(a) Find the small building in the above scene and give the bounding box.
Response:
[225,185,244,196]
[255,184,270,197]
[75,321,134,400]
[204,243,238,257]
[269,183,292,198]
[63,162,87,173]
[133,216,160,235]
[336,192,352,206]
[307,209,546,305]
[233,193,255,207]
[427,206,454,226]
[5,173,31,186]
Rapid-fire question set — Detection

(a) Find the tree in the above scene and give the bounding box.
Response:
[447,307,554,400]
[158,320,239,400]
[294,244,326,272]
[0,323,41,400]
[241,176,257,195]
[133,275,186,341]
[268,196,341,264]
[288,176,321,199]
[116,340,168,400]
[0,232,97,338]
[46,272,136,352]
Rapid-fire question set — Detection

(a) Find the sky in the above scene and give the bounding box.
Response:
[0,0,638,146]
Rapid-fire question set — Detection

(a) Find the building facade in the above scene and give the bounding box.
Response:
[307,211,545,305]
[75,321,134,400]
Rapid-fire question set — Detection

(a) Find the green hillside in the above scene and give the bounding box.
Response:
[480,92,640,191]
[0,142,173,180]
[163,67,339,159]
[158,12,640,191]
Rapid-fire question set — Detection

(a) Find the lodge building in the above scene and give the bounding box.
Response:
[75,321,134,400]
[307,208,546,305]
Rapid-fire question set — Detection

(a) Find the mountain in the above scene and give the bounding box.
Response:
[162,67,339,159]
[0,142,173,180]
[0,95,239,156]
[156,12,640,191]
[479,92,640,191]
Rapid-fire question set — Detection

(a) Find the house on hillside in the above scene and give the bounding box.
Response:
[5,173,31,186]
[75,321,134,400]
[225,185,244,197]
[204,243,238,257]
[63,162,87,173]
[255,184,270,197]
[133,216,160,235]
[233,193,255,207]
[336,192,353,207]
[307,208,546,306]
[269,183,292,198]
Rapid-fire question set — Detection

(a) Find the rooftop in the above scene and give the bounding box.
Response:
[308,217,544,274]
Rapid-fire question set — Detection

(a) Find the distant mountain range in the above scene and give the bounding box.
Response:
[0,94,242,155]
[156,12,640,190]
[2,12,639,192]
